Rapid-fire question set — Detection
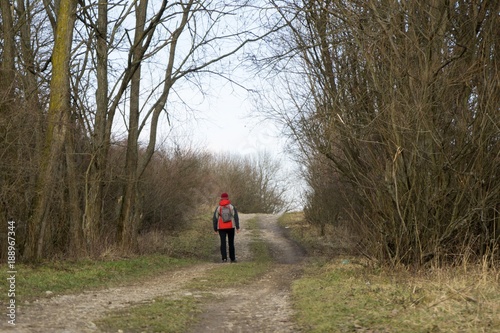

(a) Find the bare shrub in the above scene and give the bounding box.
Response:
[140,147,213,232]
[267,0,500,267]
[210,152,288,214]
[0,70,41,259]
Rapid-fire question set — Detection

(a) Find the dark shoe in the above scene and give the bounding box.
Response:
[222,259,228,263]
[230,259,237,263]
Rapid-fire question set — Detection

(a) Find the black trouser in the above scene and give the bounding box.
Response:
[218,228,235,261]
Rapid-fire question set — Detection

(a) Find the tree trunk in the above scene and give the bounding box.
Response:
[0,0,16,72]
[83,0,109,256]
[66,130,85,257]
[16,0,46,209]
[24,0,77,260]
[118,0,148,253]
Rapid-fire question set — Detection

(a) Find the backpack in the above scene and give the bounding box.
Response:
[220,205,233,223]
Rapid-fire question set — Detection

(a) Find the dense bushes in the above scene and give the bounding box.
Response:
[267,1,500,267]
[210,152,288,214]
[0,95,288,259]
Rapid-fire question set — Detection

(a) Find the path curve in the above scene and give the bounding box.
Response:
[0,214,305,333]
[1,263,216,333]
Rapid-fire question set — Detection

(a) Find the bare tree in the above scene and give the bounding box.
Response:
[112,1,281,251]
[79,0,110,255]
[55,0,281,254]
[263,0,500,266]
[2,0,287,259]
[24,0,78,260]
[210,152,288,214]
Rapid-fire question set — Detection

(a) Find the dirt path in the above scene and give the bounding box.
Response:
[1,214,305,333]
[188,214,305,333]
[2,264,218,333]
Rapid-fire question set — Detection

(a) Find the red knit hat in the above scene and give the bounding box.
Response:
[221,192,229,198]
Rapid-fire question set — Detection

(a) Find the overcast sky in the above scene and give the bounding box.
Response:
[192,93,282,156]
[156,76,305,210]
[158,72,285,158]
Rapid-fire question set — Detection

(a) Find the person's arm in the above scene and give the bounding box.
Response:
[233,206,240,230]
[213,207,219,232]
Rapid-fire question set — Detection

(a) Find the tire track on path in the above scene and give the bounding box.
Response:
[0,214,304,333]
[187,214,305,333]
[1,263,216,333]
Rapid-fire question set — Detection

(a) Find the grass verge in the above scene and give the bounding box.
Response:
[4,255,197,303]
[278,211,353,256]
[137,213,216,260]
[293,259,500,332]
[0,213,218,303]
[280,212,500,332]
[97,296,201,333]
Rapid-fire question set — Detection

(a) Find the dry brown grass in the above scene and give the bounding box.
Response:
[280,212,500,332]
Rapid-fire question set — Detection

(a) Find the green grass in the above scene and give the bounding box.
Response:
[187,235,271,291]
[95,215,273,333]
[293,259,500,332]
[97,296,201,333]
[277,211,319,252]
[7,255,197,302]
[97,240,273,333]
[0,213,278,332]
[1,213,217,303]
[279,212,500,333]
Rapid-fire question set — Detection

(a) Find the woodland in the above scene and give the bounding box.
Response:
[1,0,499,267]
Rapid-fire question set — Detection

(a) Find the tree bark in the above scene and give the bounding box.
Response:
[83,0,109,256]
[0,0,16,72]
[66,129,84,257]
[118,0,148,253]
[24,0,78,260]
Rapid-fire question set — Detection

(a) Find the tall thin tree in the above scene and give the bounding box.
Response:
[25,0,78,260]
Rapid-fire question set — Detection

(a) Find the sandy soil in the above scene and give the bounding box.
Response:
[0,214,305,333]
